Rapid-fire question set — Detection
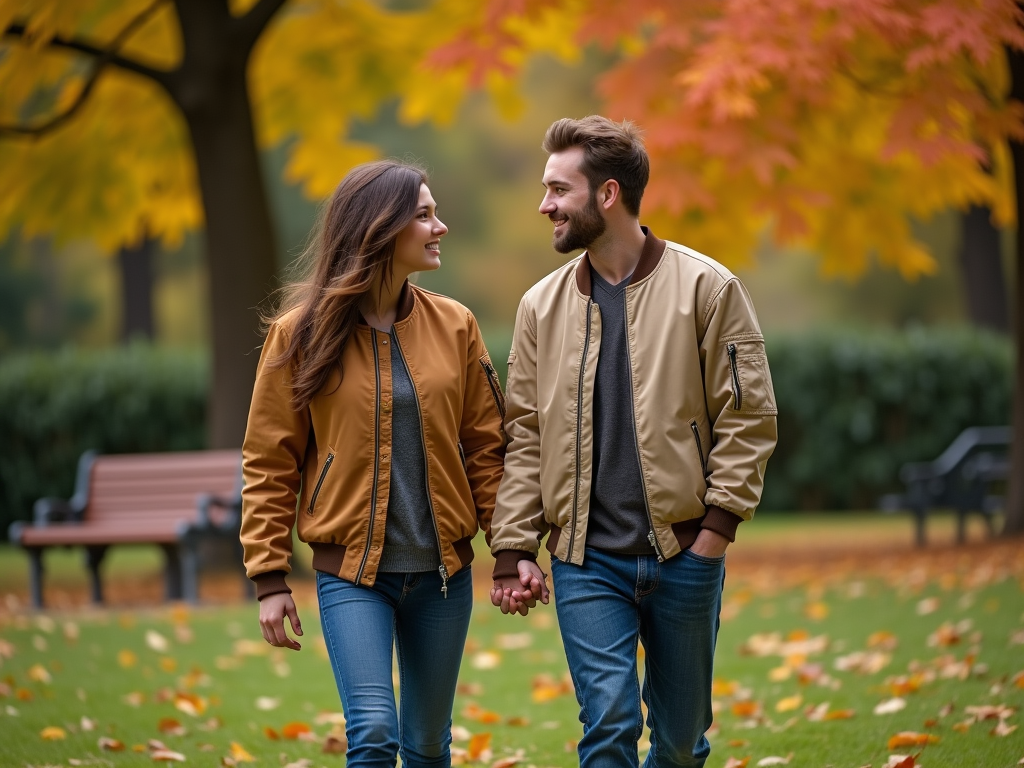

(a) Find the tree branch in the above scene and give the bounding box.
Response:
[0,0,175,136]
[234,0,288,53]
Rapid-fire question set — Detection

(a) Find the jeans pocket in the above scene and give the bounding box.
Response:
[682,548,726,565]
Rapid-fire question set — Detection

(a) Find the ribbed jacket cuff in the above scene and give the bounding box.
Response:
[492,549,536,580]
[700,505,743,542]
[253,571,292,600]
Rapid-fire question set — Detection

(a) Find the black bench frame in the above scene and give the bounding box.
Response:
[8,450,253,607]
[880,426,1010,546]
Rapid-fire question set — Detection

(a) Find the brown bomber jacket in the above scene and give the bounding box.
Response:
[240,281,506,598]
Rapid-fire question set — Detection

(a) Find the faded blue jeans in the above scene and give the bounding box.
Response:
[316,567,472,768]
[551,546,726,768]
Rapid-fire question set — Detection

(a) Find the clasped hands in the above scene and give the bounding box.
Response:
[490,559,550,616]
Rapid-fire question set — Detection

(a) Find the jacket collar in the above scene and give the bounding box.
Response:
[357,279,416,327]
[574,226,666,297]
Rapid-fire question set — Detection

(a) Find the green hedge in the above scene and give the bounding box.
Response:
[761,326,1012,511]
[0,328,1013,533]
[0,345,206,533]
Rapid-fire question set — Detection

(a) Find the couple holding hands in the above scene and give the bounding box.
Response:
[240,115,778,768]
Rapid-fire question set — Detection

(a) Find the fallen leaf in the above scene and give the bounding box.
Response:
[456,682,484,696]
[124,691,145,707]
[916,597,939,615]
[146,630,170,653]
[119,650,138,668]
[451,725,472,742]
[313,711,346,726]
[40,726,66,740]
[468,732,492,761]
[80,716,97,731]
[881,756,918,768]
[731,701,762,717]
[283,761,313,768]
[992,721,1018,737]
[825,709,855,720]
[491,752,525,768]
[229,742,256,762]
[506,716,530,726]
[728,739,751,747]
[471,651,502,670]
[723,758,750,768]
[158,717,187,736]
[27,663,52,683]
[151,749,187,762]
[887,731,940,749]
[282,721,312,739]
[174,691,207,716]
[263,726,279,740]
[159,657,178,673]
[757,755,793,766]
[874,697,907,715]
[98,736,125,751]
[775,694,802,713]
[323,734,347,754]
[255,696,280,711]
[804,602,829,620]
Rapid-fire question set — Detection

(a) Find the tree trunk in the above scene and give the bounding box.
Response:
[174,2,278,449]
[118,235,156,342]
[958,205,1009,333]
[1003,43,1024,536]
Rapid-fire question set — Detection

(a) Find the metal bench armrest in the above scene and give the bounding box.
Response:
[32,496,85,525]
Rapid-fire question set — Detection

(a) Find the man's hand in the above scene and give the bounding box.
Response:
[491,559,550,616]
[689,528,730,559]
[259,592,303,650]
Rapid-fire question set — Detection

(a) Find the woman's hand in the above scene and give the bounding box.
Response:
[259,592,303,650]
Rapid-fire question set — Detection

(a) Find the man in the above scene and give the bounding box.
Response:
[489,115,778,768]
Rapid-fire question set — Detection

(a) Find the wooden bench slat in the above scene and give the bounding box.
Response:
[10,449,249,607]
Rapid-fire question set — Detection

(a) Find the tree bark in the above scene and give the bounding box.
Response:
[958,205,1009,333]
[1003,42,1024,536]
[118,235,156,342]
[173,0,280,449]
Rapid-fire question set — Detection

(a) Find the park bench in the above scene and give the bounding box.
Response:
[880,425,1010,546]
[8,449,252,608]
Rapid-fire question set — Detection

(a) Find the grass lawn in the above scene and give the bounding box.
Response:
[0,512,1021,767]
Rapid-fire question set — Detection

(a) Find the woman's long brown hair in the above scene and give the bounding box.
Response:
[264,160,428,410]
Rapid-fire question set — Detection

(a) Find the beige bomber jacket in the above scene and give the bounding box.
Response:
[491,229,778,574]
[240,282,506,598]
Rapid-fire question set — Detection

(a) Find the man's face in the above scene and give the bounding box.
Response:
[540,147,606,254]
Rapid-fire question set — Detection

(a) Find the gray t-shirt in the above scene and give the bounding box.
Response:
[585,267,654,555]
[378,328,441,573]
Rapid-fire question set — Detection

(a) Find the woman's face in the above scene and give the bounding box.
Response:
[393,184,447,277]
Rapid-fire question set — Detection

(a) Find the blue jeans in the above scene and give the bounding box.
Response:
[551,546,725,768]
[316,567,472,768]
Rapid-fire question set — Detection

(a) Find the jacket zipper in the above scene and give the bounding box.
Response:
[307,452,335,515]
[727,343,742,410]
[567,298,593,564]
[690,421,707,476]
[480,359,506,419]
[622,298,664,562]
[393,333,449,598]
[355,330,383,584]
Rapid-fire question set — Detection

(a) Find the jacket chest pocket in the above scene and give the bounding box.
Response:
[725,339,777,415]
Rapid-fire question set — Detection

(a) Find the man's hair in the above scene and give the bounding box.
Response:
[542,115,650,216]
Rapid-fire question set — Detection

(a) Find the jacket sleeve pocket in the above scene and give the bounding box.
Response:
[724,337,776,415]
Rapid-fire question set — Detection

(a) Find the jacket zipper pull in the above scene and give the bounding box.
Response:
[439,564,449,599]
[648,531,665,562]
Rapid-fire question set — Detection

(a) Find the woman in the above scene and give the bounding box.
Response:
[240,160,506,767]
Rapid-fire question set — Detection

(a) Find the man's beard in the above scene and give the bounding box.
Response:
[553,191,606,254]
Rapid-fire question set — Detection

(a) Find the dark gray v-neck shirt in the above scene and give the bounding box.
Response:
[586,268,654,555]
[379,327,441,573]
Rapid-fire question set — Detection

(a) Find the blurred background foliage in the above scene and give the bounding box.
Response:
[0,3,1017,527]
